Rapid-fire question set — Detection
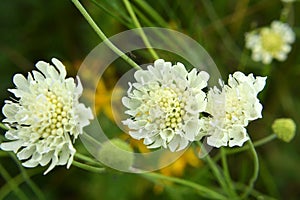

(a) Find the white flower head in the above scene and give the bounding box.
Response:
[122,59,209,152]
[0,58,93,174]
[204,72,266,148]
[245,21,295,64]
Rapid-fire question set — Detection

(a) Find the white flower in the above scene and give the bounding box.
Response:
[245,21,295,64]
[204,72,266,148]
[0,58,93,174]
[122,59,209,152]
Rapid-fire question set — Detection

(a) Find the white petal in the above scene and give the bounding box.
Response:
[76,104,94,128]
[22,159,39,168]
[52,58,67,79]
[13,74,29,91]
[183,119,201,141]
[228,126,249,147]
[17,146,35,160]
[0,140,23,152]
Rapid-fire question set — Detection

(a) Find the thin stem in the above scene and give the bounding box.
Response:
[71,0,141,70]
[0,168,43,200]
[133,0,168,26]
[205,151,232,198]
[226,134,277,155]
[197,142,231,198]
[72,160,105,174]
[123,0,159,60]
[0,123,9,131]
[142,172,227,200]
[0,164,29,200]
[241,138,260,198]
[9,152,46,200]
[74,152,103,167]
[220,148,237,198]
[202,0,241,58]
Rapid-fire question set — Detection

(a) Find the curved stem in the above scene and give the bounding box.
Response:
[123,0,159,60]
[197,142,231,198]
[142,172,227,200]
[226,134,277,155]
[220,148,237,198]
[71,0,141,70]
[72,160,105,174]
[242,138,259,198]
[204,151,232,198]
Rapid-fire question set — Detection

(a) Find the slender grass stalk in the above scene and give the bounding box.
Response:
[133,0,168,26]
[9,152,46,200]
[220,148,238,198]
[0,164,29,200]
[0,169,42,200]
[123,0,159,60]
[202,0,241,58]
[71,0,141,70]
[142,172,227,200]
[241,138,260,198]
[72,160,105,173]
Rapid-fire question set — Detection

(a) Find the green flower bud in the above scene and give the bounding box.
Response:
[97,138,134,171]
[272,118,296,143]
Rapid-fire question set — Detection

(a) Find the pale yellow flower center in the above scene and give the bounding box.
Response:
[39,91,71,139]
[261,30,283,54]
[151,87,186,131]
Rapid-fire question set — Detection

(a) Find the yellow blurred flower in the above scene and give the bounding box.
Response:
[159,147,202,177]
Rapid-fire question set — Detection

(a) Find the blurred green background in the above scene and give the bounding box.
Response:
[1,0,300,199]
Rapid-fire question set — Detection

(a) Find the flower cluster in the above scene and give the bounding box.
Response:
[0,58,93,174]
[245,21,295,64]
[122,59,267,151]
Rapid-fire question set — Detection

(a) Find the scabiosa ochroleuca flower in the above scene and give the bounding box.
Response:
[203,72,266,147]
[245,21,295,64]
[0,58,93,174]
[122,59,209,152]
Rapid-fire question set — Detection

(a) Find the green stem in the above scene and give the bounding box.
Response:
[123,0,159,60]
[0,123,9,131]
[74,152,103,167]
[71,0,141,70]
[9,152,46,200]
[132,0,168,26]
[72,160,105,174]
[196,142,232,198]
[226,134,277,155]
[220,148,237,198]
[202,0,241,58]
[0,164,29,200]
[0,169,42,200]
[235,182,277,200]
[241,138,260,198]
[142,172,227,200]
[205,151,232,198]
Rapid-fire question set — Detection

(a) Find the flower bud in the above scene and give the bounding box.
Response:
[272,118,296,142]
[97,138,134,171]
